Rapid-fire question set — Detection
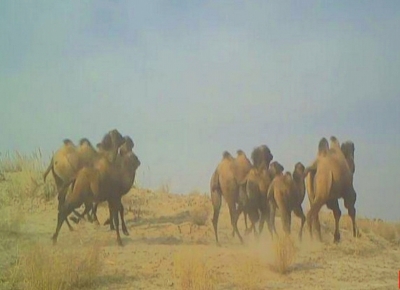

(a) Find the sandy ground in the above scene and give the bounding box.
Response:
[1,177,399,290]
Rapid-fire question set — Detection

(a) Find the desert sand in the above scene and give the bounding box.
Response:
[0,169,399,290]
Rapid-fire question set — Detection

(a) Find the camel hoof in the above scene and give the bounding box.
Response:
[117,240,124,247]
[123,229,129,236]
[69,216,79,224]
[333,235,340,244]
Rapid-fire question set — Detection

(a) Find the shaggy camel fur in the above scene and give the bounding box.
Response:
[210,145,273,246]
[43,129,124,210]
[51,136,140,246]
[238,155,278,239]
[267,162,306,240]
[304,136,358,243]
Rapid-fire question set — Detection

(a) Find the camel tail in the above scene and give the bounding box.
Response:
[267,183,278,209]
[210,169,221,193]
[43,157,53,182]
[305,170,316,205]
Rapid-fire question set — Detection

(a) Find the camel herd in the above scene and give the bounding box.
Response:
[43,129,357,247]
[43,129,141,246]
[210,136,358,246]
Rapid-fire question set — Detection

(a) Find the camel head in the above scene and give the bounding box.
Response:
[251,145,273,168]
[99,129,124,155]
[119,136,135,155]
[341,141,355,174]
[293,162,305,181]
[269,161,284,178]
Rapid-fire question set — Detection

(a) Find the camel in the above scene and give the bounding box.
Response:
[51,136,140,246]
[210,145,273,246]
[304,136,358,243]
[267,162,306,240]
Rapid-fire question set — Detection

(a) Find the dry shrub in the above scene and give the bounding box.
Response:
[0,150,44,173]
[5,243,103,290]
[271,235,297,274]
[189,203,210,226]
[234,258,263,290]
[173,249,216,290]
[159,180,171,193]
[355,218,400,243]
[0,205,25,234]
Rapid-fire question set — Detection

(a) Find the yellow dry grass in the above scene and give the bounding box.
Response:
[270,235,297,274]
[233,257,264,290]
[173,249,216,290]
[5,243,103,290]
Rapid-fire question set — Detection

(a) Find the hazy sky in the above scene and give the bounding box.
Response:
[1,1,399,221]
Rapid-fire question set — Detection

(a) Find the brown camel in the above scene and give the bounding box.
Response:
[43,129,124,209]
[51,136,141,246]
[232,150,252,236]
[210,145,273,246]
[304,136,358,243]
[267,162,306,240]
[238,153,278,239]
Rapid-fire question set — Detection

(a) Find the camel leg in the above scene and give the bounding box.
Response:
[260,203,277,240]
[119,201,129,236]
[101,203,115,230]
[52,204,74,245]
[91,202,101,226]
[293,206,306,241]
[244,212,249,233]
[110,200,123,246]
[65,216,74,231]
[211,189,222,246]
[307,199,324,241]
[244,210,253,236]
[281,209,291,236]
[314,210,323,242]
[344,186,359,238]
[228,202,243,244]
[234,203,244,237]
[326,199,341,243]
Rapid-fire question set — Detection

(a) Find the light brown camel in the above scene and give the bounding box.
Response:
[51,136,140,246]
[304,136,358,243]
[210,145,273,246]
[267,162,306,240]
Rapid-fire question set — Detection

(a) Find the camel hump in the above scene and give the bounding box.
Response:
[222,151,233,159]
[284,172,292,183]
[318,138,329,156]
[63,139,74,146]
[329,136,341,150]
[79,138,92,146]
[236,149,245,156]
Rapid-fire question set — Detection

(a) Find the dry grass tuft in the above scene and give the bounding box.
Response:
[0,205,26,234]
[189,203,210,227]
[234,257,263,290]
[339,216,400,244]
[270,235,297,274]
[4,243,103,290]
[173,249,216,290]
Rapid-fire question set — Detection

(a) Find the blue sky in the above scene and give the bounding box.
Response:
[1,1,399,220]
